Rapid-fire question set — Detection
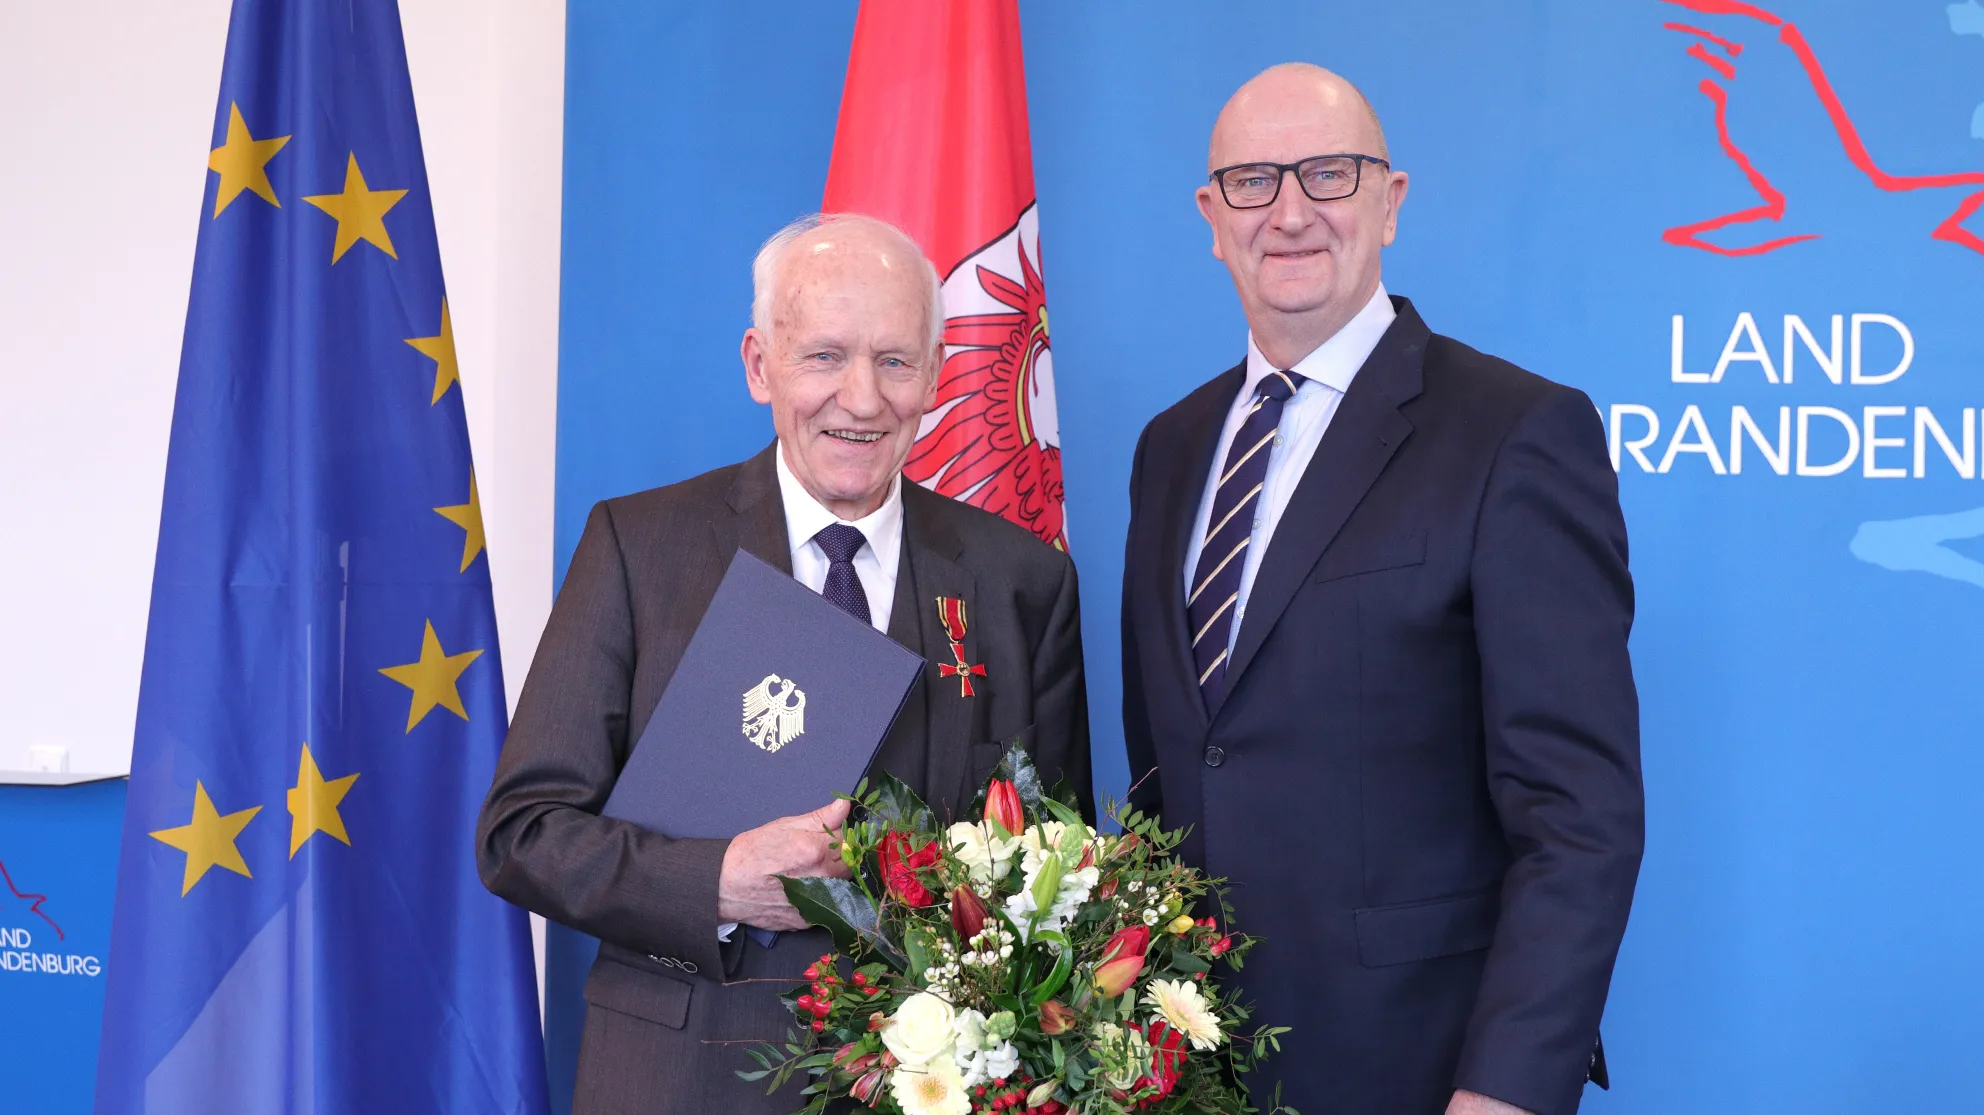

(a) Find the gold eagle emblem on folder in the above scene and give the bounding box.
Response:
[741,674,806,752]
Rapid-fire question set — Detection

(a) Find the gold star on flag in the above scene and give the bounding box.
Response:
[434,472,486,572]
[207,102,289,218]
[405,299,460,404]
[148,782,262,896]
[302,153,408,263]
[378,619,483,732]
[286,743,359,858]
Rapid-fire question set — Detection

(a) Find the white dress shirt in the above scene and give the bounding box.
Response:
[1183,284,1396,653]
[775,441,904,634]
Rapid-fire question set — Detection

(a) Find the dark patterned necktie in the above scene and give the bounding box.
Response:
[813,522,872,626]
[1187,369,1303,704]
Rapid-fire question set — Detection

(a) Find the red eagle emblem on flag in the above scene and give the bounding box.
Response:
[823,0,1068,551]
[907,208,1063,549]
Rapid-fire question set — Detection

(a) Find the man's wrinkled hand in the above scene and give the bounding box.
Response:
[1447,1090,1534,1115]
[716,799,852,931]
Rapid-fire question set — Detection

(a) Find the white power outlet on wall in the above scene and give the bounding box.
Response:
[28,744,70,773]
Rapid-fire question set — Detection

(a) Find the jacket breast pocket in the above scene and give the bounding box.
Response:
[1353,888,1498,967]
[583,956,693,1029]
[962,723,1035,805]
[1312,531,1427,584]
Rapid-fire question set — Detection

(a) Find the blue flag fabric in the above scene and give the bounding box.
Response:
[95,1,549,1112]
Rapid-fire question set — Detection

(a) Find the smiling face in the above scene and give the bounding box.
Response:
[742,222,942,520]
[1196,65,1408,367]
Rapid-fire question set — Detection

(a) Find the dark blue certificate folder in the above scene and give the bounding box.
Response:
[602,549,925,839]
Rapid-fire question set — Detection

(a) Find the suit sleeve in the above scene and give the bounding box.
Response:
[1120,421,1164,817]
[1032,553,1096,823]
[475,501,732,980]
[1454,387,1645,1115]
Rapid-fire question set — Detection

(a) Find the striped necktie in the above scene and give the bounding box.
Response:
[1188,368,1303,704]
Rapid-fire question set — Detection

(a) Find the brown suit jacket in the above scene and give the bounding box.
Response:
[476,444,1091,1114]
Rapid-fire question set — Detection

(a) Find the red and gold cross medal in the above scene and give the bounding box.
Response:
[935,596,986,697]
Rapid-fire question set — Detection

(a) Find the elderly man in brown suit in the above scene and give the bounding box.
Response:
[476,212,1090,1113]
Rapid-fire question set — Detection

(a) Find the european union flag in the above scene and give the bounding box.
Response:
[95,2,549,1111]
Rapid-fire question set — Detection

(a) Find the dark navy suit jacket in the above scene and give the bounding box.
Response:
[1121,298,1643,1115]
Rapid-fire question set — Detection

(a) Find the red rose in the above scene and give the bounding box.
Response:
[1132,1020,1187,1101]
[878,831,941,907]
[984,778,1025,836]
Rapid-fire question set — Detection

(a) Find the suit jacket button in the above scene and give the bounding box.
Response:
[1203,745,1226,767]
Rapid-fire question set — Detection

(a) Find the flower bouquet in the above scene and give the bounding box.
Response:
[740,746,1292,1115]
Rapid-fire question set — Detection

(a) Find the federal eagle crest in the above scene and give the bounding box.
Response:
[741,674,806,752]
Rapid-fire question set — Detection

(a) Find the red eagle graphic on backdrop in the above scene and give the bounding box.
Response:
[1660,0,1984,257]
[823,0,1067,550]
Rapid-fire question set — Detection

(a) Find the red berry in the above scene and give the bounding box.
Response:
[811,1001,831,1018]
[810,1019,825,1032]
[804,964,820,979]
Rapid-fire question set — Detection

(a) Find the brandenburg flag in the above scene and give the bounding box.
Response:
[823,0,1068,550]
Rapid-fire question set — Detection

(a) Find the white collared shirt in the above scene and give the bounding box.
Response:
[774,441,904,634]
[1183,284,1397,653]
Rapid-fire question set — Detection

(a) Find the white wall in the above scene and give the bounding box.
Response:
[0,0,565,777]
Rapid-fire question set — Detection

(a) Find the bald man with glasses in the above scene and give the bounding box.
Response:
[1119,64,1644,1115]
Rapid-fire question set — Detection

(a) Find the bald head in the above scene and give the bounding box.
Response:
[1209,63,1387,170]
[752,212,944,353]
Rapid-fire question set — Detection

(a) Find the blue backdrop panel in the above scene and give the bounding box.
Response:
[0,780,124,1115]
[555,2,1984,1110]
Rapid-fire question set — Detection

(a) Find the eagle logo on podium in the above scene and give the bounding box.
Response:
[742,674,807,753]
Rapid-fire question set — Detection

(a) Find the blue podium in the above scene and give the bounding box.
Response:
[0,774,126,1115]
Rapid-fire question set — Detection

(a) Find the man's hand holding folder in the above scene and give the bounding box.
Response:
[717,798,852,931]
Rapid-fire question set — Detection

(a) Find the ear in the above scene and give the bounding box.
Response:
[1380,171,1409,248]
[741,328,774,404]
[1195,185,1227,262]
[921,343,944,409]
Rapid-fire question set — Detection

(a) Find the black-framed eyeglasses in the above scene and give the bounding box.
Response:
[1209,154,1391,209]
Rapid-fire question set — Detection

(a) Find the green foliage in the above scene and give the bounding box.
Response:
[777,876,898,964]
[862,770,932,832]
[969,734,1049,817]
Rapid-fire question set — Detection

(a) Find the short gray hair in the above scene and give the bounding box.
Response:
[750,212,947,354]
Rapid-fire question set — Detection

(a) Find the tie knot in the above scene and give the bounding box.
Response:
[1257,369,1303,403]
[813,522,867,563]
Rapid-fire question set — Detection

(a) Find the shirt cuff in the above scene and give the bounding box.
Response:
[717,921,738,942]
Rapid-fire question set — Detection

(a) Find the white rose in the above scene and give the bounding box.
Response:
[1016,822,1068,873]
[946,821,1018,885]
[882,992,958,1068]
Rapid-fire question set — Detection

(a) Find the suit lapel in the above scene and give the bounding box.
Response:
[723,443,793,575]
[899,485,976,816]
[1158,364,1245,726]
[1214,300,1430,717]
